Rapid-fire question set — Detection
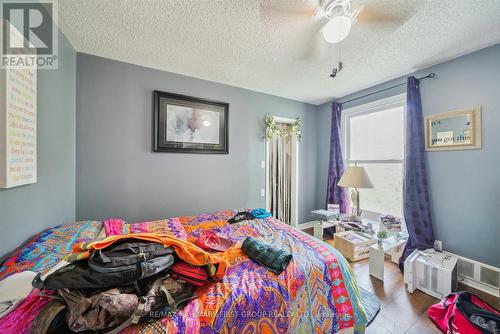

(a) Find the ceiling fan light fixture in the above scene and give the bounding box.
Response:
[322,15,352,43]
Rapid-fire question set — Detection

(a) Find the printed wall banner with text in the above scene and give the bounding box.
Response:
[0,66,37,188]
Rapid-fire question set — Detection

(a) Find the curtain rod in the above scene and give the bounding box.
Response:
[340,73,436,105]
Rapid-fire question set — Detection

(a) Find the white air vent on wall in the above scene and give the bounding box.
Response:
[458,258,475,278]
[446,252,500,297]
[480,266,500,288]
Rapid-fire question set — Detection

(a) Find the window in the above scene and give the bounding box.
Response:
[342,94,405,219]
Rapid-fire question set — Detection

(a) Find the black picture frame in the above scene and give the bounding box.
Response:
[153,90,229,154]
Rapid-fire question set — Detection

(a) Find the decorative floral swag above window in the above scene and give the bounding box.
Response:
[264,115,302,142]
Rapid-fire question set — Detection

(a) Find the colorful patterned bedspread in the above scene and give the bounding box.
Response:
[0,220,103,281]
[0,210,367,334]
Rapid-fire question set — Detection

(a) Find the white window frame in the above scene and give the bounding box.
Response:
[341,93,406,220]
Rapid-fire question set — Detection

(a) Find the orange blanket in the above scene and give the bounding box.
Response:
[64,233,239,280]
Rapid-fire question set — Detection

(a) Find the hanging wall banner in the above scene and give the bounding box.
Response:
[0,66,37,188]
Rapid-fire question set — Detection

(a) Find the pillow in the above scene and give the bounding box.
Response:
[103,218,187,240]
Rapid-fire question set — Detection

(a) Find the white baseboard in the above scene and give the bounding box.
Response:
[297,220,319,230]
[458,276,499,297]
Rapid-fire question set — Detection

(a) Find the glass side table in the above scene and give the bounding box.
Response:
[368,231,409,281]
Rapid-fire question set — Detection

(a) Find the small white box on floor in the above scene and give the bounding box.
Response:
[404,249,458,299]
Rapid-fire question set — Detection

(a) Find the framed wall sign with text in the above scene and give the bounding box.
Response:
[0,67,37,188]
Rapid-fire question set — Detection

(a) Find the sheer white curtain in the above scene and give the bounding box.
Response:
[269,124,292,225]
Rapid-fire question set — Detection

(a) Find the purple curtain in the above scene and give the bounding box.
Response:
[326,102,350,214]
[399,76,435,271]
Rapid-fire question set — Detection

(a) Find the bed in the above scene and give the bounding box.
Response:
[0,209,367,333]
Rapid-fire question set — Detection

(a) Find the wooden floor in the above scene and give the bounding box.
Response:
[321,238,499,334]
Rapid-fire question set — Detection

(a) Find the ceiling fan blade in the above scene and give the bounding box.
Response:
[296,22,333,62]
[262,6,318,18]
[260,0,324,20]
[355,6,405,23]
[259,0,333,62]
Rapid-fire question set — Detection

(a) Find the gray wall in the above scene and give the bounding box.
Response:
[3,35,494,267]
[0,32,76,256]
[316,44,500,266]
[76,53,317,224]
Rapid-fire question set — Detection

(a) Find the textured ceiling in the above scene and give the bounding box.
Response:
[58,0,500,105]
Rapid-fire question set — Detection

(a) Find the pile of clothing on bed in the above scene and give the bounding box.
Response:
[0,208,293,334]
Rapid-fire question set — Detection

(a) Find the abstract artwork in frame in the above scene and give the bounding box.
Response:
[153,91,229,154]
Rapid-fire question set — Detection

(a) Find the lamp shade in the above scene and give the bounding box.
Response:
[337,166,374,189]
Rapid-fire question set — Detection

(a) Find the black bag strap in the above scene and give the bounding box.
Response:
[440,293,457,334]
[97,249,112,263]
[442,293,455,308]
[448,314,455,334]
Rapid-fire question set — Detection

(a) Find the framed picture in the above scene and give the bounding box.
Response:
[153,91,229,153]
[425,107,482,151]
[1,66,37,188]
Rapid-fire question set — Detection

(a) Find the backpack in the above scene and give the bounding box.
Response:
[30,240,186,334]
[30,276,196,334]
[427,291,500,334]
[33,240,174,290]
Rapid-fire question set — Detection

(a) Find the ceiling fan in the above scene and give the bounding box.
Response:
[316,0,404,44]
[320,0,360,43]
[263,0,406,76]
[265,0,404,46]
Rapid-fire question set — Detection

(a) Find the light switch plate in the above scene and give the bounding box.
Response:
[260,160,265,169]
[260,189,265,197]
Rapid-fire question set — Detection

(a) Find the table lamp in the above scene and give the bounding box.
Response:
[337,164,374,220]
